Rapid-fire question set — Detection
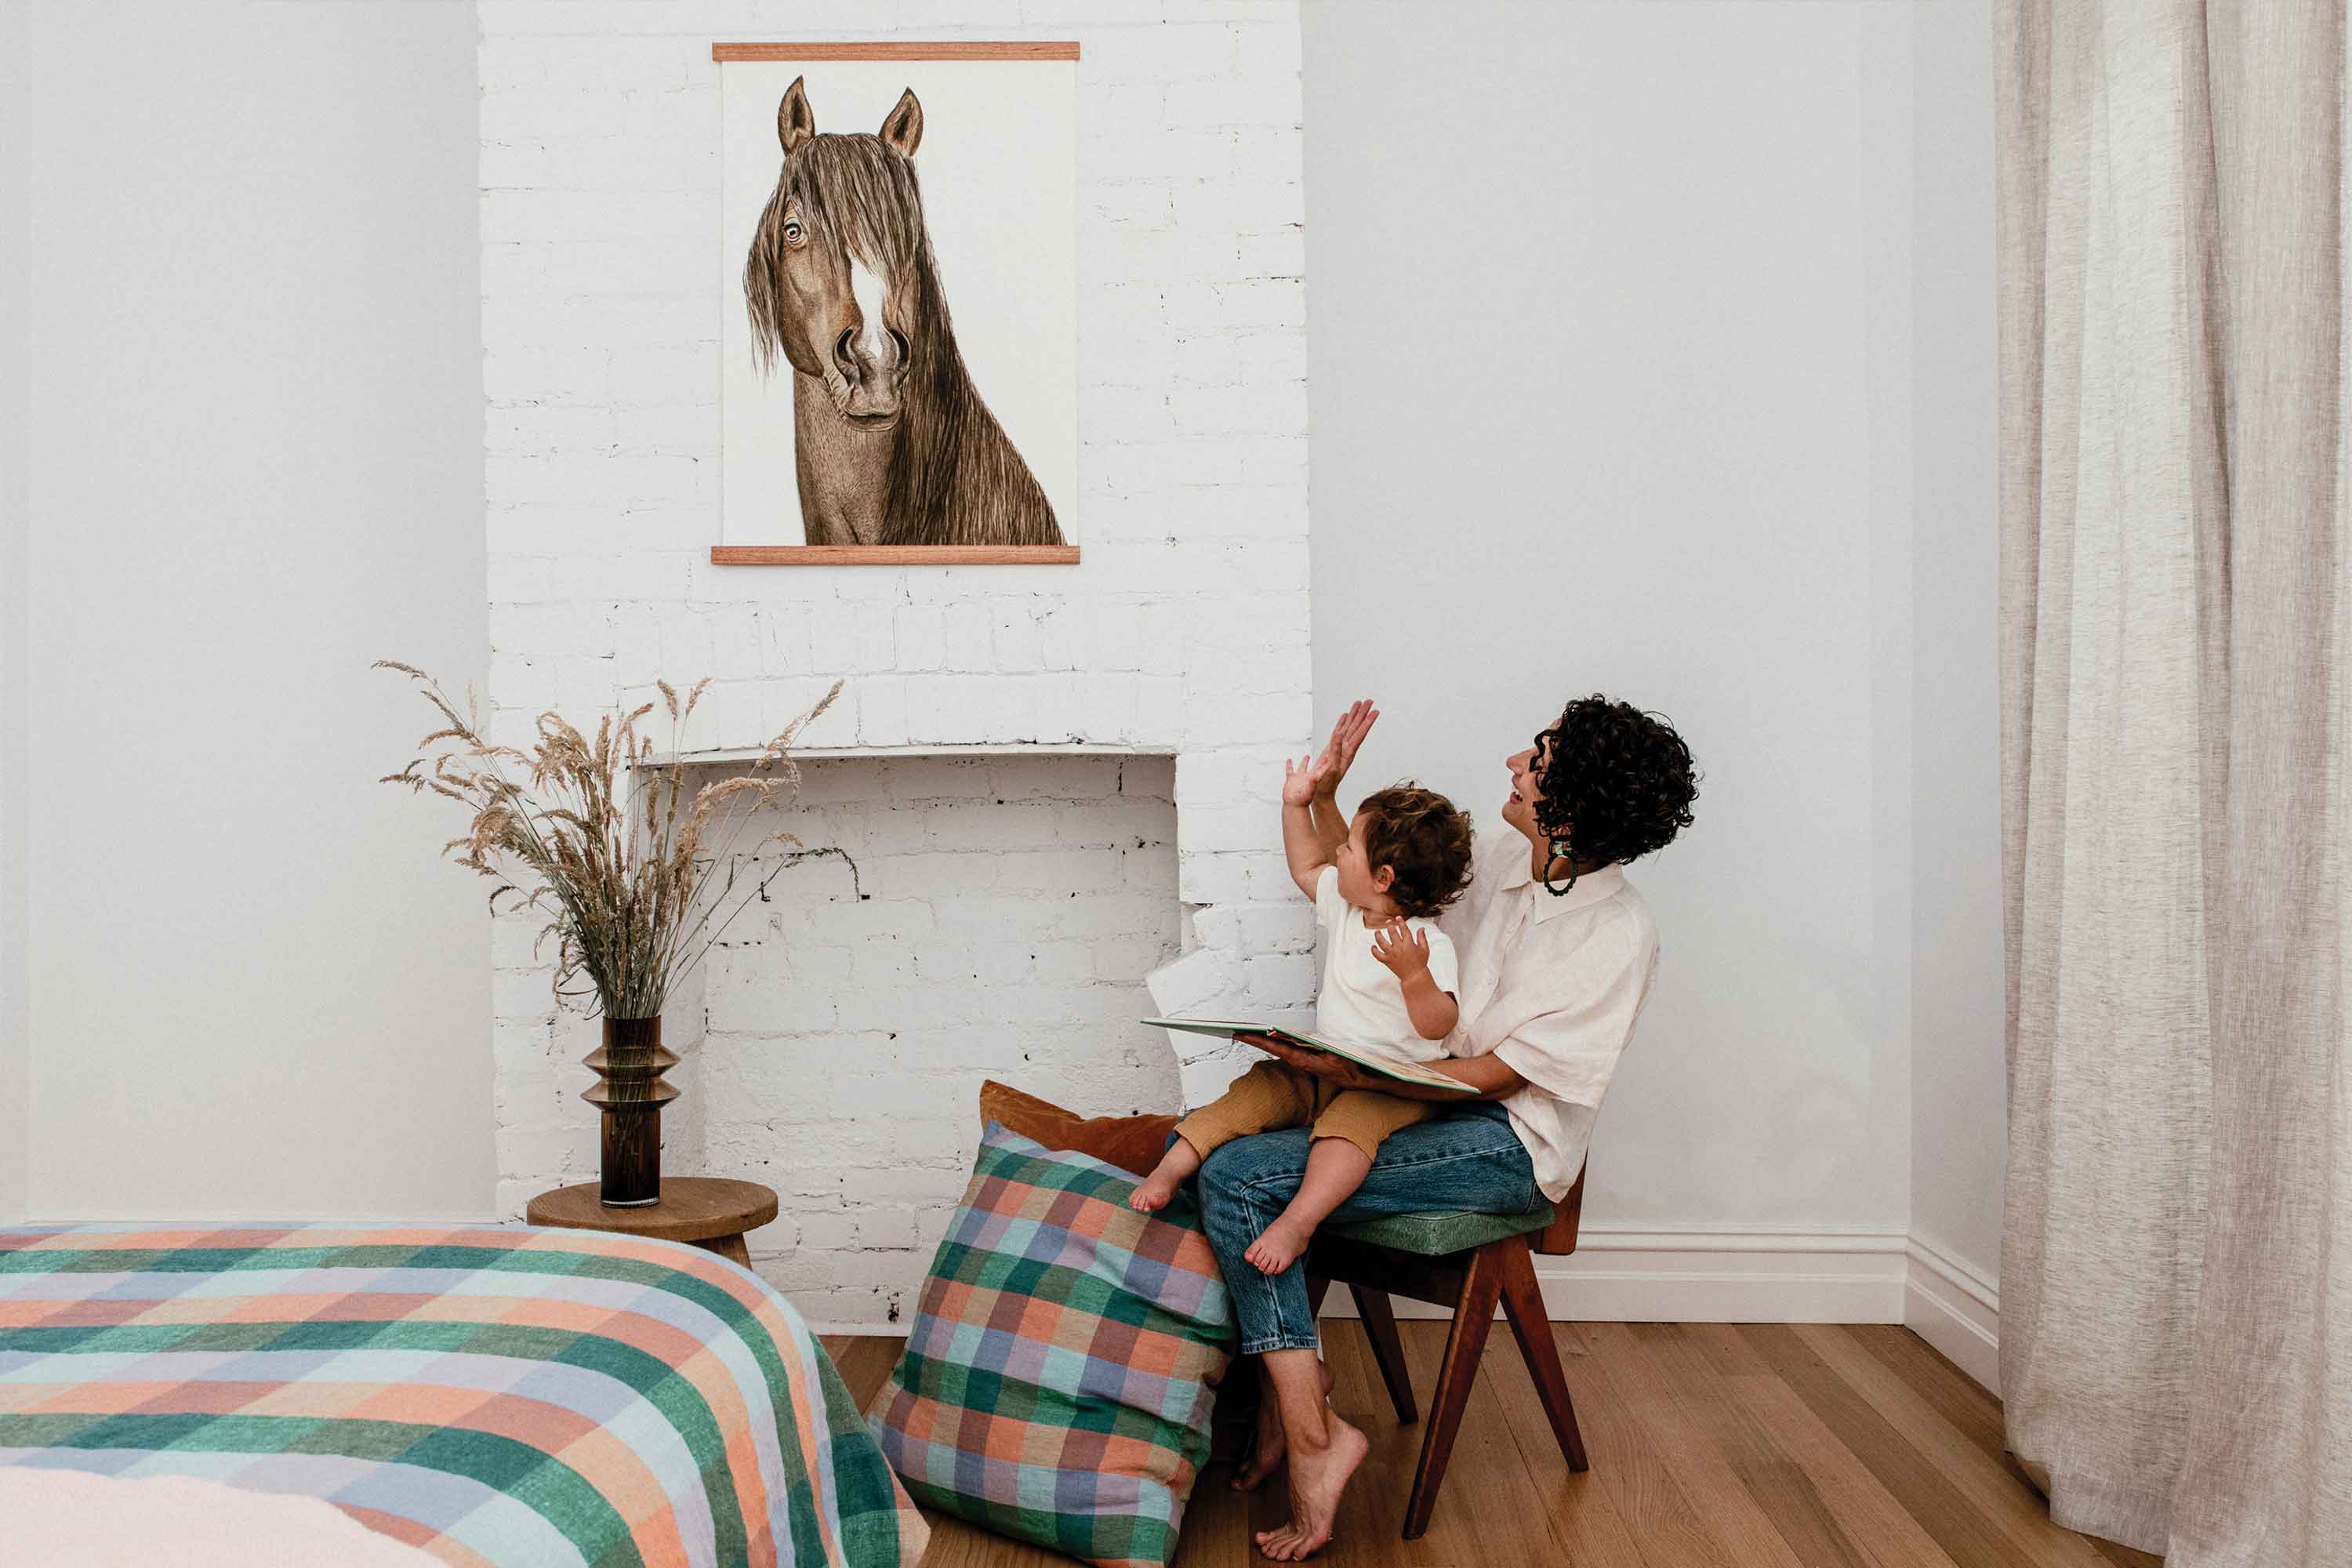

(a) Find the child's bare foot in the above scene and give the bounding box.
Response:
[1128,1170,1180,1213]
[1254,1413,1368,1560]
[1128,1138,1203,1214]
[1244,1214,1313,1275]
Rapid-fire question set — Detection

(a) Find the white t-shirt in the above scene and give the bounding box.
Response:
[1312,865,1461,1063]
[1439,829,1661,1201]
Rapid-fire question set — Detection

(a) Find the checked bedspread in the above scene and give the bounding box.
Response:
[0,1225,927,1568]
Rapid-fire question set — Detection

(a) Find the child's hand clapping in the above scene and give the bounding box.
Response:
[1370,916,1432,981]
[1280,753,1320,807]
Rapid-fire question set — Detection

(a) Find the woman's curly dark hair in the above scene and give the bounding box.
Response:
[1532,695,1697,891]
[1356,783,1476,920]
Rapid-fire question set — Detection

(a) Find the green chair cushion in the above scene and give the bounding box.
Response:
[1323,1206,1554,1257]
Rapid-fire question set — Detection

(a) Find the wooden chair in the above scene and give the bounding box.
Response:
[1301,1166,1588,1540]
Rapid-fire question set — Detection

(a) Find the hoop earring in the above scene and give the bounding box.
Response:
[1542,837,1579,897]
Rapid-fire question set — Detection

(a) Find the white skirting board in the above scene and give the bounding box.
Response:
[1312,1225,2002,1396]
[1900,1232,2002,1395]
[1316,1226,1910,1326]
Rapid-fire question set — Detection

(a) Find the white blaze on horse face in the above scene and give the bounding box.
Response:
[848,255,894,372]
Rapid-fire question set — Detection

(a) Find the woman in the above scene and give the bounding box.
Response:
[1204,695,1698,1561]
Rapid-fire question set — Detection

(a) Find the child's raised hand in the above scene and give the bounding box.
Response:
[1308,700,1377,797]
[1280,753,1319,807]
[1370,916,1431,980]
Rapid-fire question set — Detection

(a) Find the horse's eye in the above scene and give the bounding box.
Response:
[783,220,805,246]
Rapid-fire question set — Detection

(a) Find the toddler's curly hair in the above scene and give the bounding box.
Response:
[1356,783,1476,920]
[1531,695,1698,881]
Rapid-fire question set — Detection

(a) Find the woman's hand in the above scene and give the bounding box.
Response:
[1235,1033,1391,1094]
[1305,700,1378,800]
[1237,1031,1530,1103]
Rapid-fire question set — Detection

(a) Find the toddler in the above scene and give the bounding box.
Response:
[1129,760,1475,1274]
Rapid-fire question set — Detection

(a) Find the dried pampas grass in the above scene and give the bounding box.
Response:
[377,663,848,1019]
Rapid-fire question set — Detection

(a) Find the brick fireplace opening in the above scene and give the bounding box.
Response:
[695,751,1181,1323]
[488,731,1316,1329]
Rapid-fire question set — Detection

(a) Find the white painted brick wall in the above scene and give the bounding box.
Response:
[481,0,1316,1309]
[698,753,1181,1323]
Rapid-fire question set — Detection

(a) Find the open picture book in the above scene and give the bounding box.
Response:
[1142,1018,1479,1093]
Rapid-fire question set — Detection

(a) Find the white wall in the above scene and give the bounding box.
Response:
[0,0,31,1224]
[1302,0,1917,1234]
[11,0,493,1219]
[1908,0,2005,1289]
[1,0,2009,1310]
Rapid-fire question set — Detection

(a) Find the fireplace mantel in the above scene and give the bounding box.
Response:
[652,741,1175,769]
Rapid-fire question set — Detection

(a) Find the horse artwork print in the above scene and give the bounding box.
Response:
[715,47,1080,558]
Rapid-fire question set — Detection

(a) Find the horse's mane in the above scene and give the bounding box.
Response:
[745,132,1060,546]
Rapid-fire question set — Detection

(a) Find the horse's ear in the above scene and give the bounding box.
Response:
[778,76,815,154]
[880,88,924,157]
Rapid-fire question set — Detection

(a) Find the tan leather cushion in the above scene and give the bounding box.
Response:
[976,1080,1178,1179]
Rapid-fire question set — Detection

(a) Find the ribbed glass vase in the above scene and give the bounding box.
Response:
[581,1016,678,1207]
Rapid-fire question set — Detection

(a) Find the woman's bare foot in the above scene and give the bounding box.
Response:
[1127,1170,1179,1213]
[1232,1359,1334,1491]
[1253,1412,1368,1561]
[1243,1213,1313,1275]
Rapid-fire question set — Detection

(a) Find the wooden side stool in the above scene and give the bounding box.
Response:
[1303,1165,1589,1540]
[525,1177,778,1269]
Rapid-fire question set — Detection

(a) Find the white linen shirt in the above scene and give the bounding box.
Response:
[1439,829,1661,1201]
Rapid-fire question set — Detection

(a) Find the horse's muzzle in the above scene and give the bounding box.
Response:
[833,327,908,419]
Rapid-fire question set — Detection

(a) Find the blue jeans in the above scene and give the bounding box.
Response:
[1192,1101,1541,1355]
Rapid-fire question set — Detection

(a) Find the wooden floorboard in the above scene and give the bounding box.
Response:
[1689,1324,1962,1568]
[1478,1323,1658,1566]
[822,1323,2161,1566]
[1632,1323,1875,1568]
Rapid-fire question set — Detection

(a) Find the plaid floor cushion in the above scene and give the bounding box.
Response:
[866,1123,1236,1568]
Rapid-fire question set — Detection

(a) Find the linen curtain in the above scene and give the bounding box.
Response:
[1997,2,2351,1561]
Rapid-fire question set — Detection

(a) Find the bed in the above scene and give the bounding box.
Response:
[0,1224,928,1567]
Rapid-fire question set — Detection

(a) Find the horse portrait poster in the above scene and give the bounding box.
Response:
[715,44,1079,561]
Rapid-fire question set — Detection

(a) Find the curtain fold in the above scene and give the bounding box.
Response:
[1998,2,2351,1561]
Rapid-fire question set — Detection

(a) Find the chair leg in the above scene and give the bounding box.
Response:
[1305,1275,1332,1319]
[1402,1242,1505,1540]
[1496,1234,1588,1472]
[1209,1367,1259,1468]
[1352,1283,1419,1424]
